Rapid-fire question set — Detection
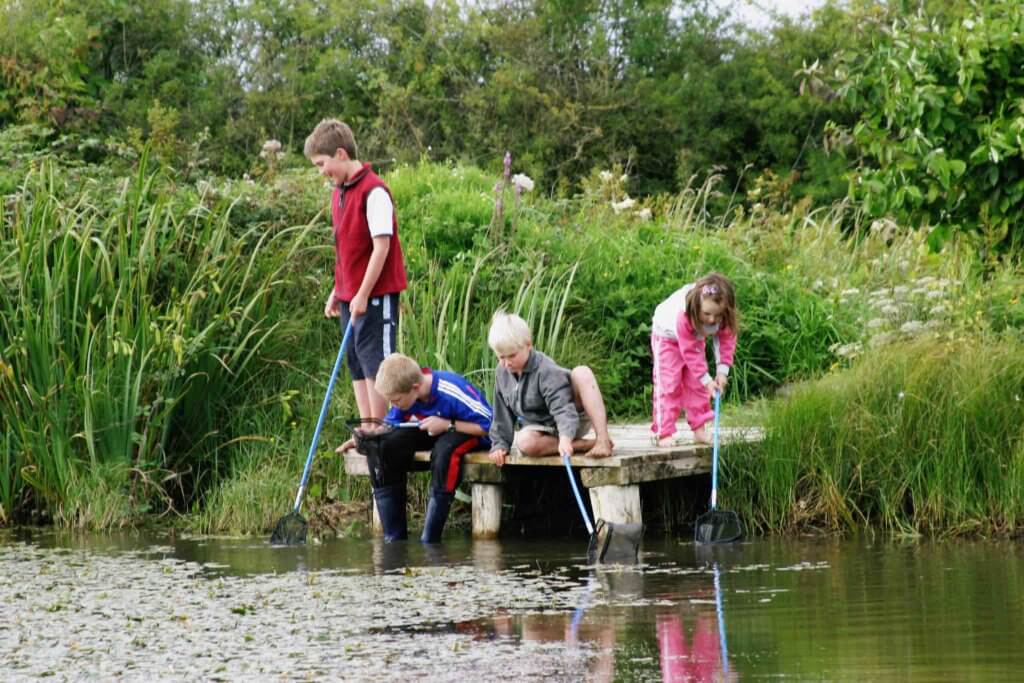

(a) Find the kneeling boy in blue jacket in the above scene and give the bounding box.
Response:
[360,353,492,543]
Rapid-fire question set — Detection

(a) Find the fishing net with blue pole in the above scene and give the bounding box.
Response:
[271,320,353,545]
[562,451,643,563]
[694,390,743,544]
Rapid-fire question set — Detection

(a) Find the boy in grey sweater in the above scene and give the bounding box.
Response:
[487,311,615,465]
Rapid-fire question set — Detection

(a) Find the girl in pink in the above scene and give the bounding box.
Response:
[651,272,738,447]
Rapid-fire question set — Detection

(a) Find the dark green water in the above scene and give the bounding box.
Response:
[2,530,1021,681]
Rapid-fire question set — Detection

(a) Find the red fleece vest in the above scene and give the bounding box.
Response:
[331,164,408,301]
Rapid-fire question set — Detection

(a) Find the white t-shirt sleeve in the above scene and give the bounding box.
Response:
[366,187,394,237]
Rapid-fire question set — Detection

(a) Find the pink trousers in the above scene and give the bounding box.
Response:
[651,333,713,438]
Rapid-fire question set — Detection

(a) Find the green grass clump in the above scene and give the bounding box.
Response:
[193,446,299,535]
[729,333,1024,537]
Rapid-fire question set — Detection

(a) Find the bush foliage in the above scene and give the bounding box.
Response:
[830,1,1024,250]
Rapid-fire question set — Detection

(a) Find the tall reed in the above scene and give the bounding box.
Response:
[399,251,583,383]
[0,160,314,527]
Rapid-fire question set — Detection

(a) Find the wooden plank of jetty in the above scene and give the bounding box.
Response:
[343,422,763,539]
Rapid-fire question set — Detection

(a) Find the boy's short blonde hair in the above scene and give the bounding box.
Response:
[375,353,424,396]
[303,118,358,159]
[487,311,532,356]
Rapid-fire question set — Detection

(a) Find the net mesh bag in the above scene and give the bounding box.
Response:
[347,417,400,486]
[589,519,643,564]
[694,509,743,544]
[270,511,308,545]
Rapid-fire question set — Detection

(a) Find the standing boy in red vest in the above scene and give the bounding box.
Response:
[303,119,408,452]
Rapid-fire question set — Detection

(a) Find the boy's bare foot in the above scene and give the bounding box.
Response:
[692,426,712,445]
[657,436,676,448]
[586,438,614,458]
[335,437,355,454]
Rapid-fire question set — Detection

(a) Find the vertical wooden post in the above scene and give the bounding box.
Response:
[588,484,642,526]
[472,483,503,539]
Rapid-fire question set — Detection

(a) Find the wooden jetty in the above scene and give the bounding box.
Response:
[343,422,763,539]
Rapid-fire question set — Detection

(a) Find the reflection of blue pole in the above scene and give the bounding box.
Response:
[713,562,730,674]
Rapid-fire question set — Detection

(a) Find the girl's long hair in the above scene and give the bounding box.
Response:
[684,272,738,332]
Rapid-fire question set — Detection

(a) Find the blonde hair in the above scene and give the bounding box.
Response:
[303,118,358,159]
[374,353,424,396]
[487,311,532,355]
[684,272,739,332]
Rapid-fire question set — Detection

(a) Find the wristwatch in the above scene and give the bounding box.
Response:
[448,419,457,433]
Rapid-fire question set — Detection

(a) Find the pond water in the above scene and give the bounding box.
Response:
[1,529,1021,681]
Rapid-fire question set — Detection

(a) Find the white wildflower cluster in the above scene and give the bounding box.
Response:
[578,166,654,220]
[260,139,283,161]
[600,170,628,183]
[611,196,636,213]
[829,341,862,359]
[592,169,651,220]
[609,195,653,221]
[511,173,534,193]
[869,218,899,242]
[868,331,895,348]
[830,274,962,361]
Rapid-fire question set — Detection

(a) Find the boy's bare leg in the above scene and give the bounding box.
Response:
[352,379,387,420]
[514,431,560,457]
[364,378,388,418]
[352,381,372,420]
[515,431,600,457]
[572,437,597,452]
[570,366,615,458]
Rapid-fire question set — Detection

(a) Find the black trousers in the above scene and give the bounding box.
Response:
[366,427,482,496]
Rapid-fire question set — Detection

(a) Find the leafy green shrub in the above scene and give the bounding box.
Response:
[831,2,1024,250]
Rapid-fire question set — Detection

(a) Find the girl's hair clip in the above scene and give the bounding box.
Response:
[701,284,719,296]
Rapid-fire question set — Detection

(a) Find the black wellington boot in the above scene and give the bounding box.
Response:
[420,492,453,544]
[372,485,408,543]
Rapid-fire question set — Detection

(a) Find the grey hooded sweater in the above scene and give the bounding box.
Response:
[489,349,578,452]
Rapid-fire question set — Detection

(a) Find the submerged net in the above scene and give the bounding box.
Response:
[694,509,743,544]
[270,510,308,545]
[589,519,644,564]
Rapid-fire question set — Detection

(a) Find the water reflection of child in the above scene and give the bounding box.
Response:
[657,612,725,682]
[489,611,617,682]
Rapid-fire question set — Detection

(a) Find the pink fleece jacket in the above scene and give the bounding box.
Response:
[675,313,737,386]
